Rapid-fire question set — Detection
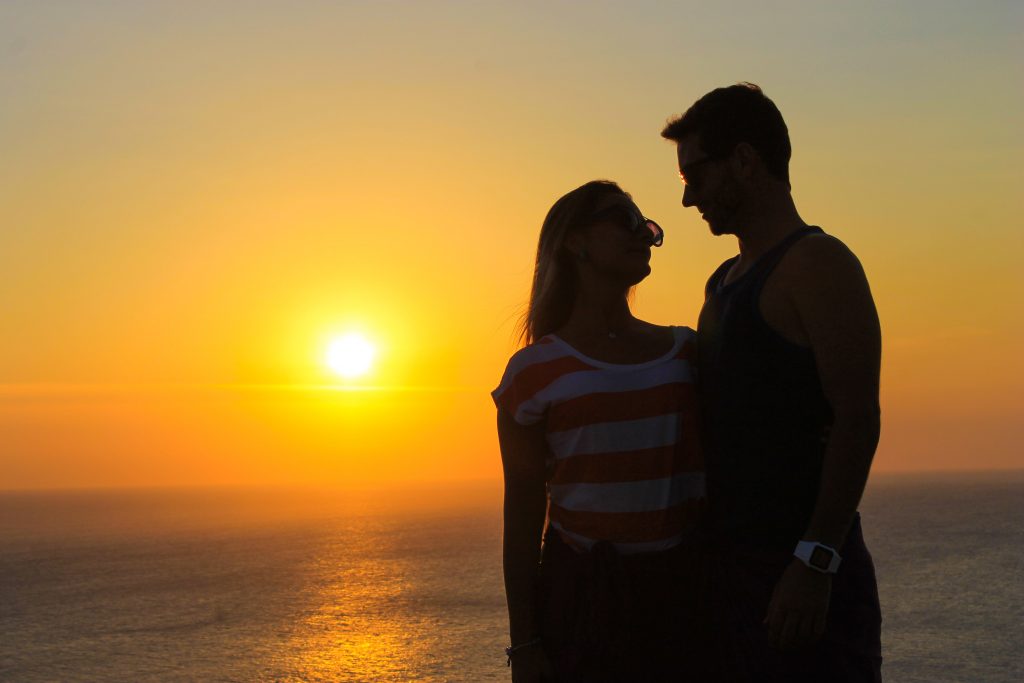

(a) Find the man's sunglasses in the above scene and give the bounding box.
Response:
[590,205,664,247]
[679,154,726,188]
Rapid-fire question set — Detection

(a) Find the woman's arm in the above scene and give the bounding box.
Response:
[497,408,550,675]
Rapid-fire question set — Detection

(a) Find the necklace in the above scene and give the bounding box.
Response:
[607,324,631,339]
[604,321,633,340]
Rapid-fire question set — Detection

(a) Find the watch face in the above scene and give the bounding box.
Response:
[810,546,833,571]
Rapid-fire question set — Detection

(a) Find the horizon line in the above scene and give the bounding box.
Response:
[0,382,486,396]
[3,467,1023,495]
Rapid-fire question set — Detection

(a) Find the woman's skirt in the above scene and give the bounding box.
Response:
[536,529,712,683]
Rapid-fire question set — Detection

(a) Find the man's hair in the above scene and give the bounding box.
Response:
[662,82,791,185]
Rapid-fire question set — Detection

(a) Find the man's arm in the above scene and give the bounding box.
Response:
[796,234,881,545]
[765,234,882,650]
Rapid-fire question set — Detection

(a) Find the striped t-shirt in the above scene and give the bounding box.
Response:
[492,326,705,554]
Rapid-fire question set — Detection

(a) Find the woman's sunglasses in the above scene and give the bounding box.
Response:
[590,205,664,247]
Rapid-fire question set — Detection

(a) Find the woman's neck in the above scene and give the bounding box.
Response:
[560,290,635,340]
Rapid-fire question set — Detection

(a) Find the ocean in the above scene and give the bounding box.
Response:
[1,472,1021,682]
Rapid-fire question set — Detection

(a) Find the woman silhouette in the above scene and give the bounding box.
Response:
[493,181,707,682]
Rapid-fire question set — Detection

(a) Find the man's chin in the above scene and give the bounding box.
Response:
[706,215,739,236]
[702,213,726,236]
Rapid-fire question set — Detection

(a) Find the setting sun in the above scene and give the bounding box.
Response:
[326,333,377,380]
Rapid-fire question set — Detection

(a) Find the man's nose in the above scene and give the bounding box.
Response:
[682,184,696,208]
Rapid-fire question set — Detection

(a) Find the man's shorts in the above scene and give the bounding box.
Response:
[708,514,883,682]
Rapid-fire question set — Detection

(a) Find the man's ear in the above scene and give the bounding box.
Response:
[731,142,761,181]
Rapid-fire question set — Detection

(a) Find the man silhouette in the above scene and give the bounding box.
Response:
[662,84,883,682]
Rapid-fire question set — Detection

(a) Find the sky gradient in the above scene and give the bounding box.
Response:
[2,1,1022,489]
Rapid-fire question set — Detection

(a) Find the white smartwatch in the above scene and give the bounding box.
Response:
[794,541,842,574]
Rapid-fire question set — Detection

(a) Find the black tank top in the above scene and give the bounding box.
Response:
[697,227,832,549]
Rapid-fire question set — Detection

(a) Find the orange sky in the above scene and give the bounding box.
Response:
[1,2,1022,489]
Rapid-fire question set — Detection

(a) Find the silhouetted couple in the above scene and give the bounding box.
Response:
[494,84,882,682]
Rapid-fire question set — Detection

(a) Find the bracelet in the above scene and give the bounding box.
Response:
[505,637,542,666]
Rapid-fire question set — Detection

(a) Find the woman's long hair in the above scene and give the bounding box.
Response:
[517,180,629,345]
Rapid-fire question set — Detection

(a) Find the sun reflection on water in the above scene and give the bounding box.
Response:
[278,522,456,682]
[1,488,508,682]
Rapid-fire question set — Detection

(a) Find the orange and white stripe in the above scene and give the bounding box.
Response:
[493,327,704,554]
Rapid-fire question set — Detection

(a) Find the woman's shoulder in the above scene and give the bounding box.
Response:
[671,325,696,342]
[493,336,583,424]
[502,335,565,370]
[637,322,695,344]
[495,335,580,391]
[639,324,697,366]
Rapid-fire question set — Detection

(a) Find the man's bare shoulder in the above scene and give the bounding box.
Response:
[777,231,868,286]
[790,231,860,261]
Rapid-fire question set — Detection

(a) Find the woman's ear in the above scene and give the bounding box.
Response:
[563,230,586,260]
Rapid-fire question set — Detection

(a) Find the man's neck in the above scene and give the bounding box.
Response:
[734,193,808,263]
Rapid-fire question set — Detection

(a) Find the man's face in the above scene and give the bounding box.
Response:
[675,134,742,236]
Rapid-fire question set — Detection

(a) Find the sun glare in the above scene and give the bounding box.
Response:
[326,333,376,380]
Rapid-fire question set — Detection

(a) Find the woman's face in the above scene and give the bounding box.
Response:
[576,194,661,287]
